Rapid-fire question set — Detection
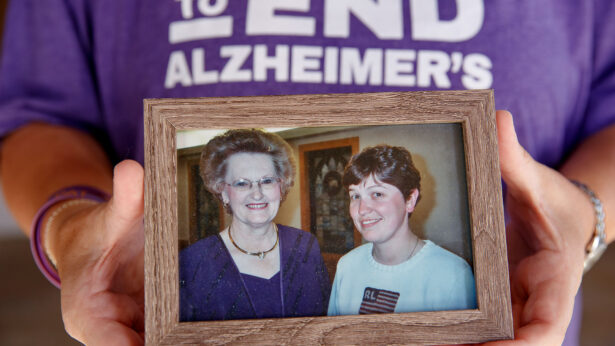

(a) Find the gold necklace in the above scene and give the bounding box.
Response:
[373,237,421,264]
[407,238,420,260]
[228,222,279,259]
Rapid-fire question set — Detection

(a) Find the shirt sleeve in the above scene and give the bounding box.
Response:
[438,250,477,311]
[0,0,104,141]
[456,264,477,310]
[578,0,615,139]
[311,237,332,315]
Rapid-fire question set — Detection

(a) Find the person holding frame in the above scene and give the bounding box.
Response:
[1,1,615,344]
[328,145,476,316]
[179,129,330,321]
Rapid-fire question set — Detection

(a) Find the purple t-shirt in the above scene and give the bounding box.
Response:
[1,1,614,166]
[2,0,614,343]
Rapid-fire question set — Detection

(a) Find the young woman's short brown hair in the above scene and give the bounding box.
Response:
[343,145,421,205]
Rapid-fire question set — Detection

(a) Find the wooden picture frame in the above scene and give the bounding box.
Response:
[144,91,512,345]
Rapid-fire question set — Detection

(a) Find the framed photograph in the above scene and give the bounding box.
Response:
[144,91,513,345]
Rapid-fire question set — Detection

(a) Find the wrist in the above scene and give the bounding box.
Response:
[30,186,110,288]
[570,180,607,273]
[41,199,101,270]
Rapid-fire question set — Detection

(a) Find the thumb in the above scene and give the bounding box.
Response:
[496,110,538,194]
[105,160,144,243]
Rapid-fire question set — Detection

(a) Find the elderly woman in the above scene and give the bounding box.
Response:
[328,145,476,316]
[180,129,330,321]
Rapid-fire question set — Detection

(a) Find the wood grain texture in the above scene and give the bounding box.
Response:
[144,91,512,345]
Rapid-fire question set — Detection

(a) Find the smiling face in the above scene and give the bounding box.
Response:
[348,174,419,246]
[221,152,282,229]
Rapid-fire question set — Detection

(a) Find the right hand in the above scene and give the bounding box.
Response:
[482,111,590,345]
[53,160,145,345]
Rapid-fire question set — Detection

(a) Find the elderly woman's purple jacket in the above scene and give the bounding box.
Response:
[179,225,331,321]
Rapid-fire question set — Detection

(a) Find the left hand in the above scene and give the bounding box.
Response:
[482,110,594,345]
[57,160,145,345]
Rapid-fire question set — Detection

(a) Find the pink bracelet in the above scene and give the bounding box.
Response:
[30,186,110,288]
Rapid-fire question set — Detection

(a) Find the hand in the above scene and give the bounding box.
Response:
[483,111,594,345]
[54,160,145,345]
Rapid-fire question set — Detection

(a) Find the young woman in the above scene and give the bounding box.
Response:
[328,145,476,316]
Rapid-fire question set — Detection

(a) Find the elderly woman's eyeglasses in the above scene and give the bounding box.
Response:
[225,177,281,191]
